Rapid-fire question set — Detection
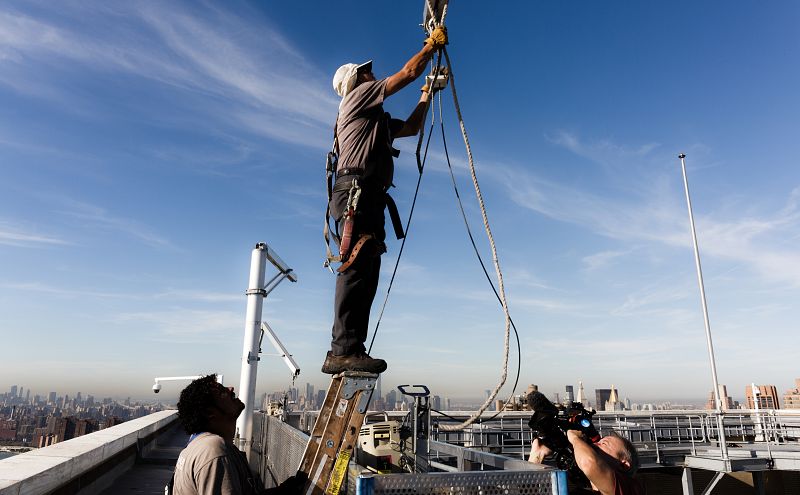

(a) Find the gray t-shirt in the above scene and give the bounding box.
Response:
[336,78,403,188]
[173,433,262,495]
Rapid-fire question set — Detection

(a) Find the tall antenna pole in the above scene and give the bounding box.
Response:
[678,153,729,461]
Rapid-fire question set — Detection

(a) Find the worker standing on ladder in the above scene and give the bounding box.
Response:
[322,26,449,375]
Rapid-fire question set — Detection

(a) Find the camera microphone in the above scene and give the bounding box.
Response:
[527,392,559,415]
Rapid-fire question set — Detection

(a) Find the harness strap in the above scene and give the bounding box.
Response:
[337,234,383,273]
[384,192,405,240]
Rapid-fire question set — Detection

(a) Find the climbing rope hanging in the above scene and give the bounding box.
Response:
[435,46,513,431]
[367,1,519,431]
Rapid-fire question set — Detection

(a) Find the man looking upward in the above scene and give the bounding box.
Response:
[529,431,643,495]
[173,375,302,494]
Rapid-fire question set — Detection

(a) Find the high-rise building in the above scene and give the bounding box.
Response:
[783,379,800,409]
[576,381,586,406]
[595,389,611,411]
[386,390,397,410]
[746,384,780,409]
[704,384,735,410]
[10,386,18,398]
[605,385,623,411]
[565,385,574,403]
[305,383,314,408]
[48,392,57,404]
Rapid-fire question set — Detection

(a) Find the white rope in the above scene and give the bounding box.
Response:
[424,0,448,29]
[437,46,513,431]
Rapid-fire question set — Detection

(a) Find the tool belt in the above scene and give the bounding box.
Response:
[326,173,404,273]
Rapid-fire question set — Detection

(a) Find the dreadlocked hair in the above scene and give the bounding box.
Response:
[177,374,218,434]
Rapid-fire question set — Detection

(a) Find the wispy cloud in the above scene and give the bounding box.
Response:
[0,221,68,247]
[582,248,636,271]
[55,199,176,250]
[495,135,800,286]
[117,308,241,342]
[2,282,241,304]
[546,130,660,164]
[0,282,132,299]
[153,289,241,303]
[0,2,337,150]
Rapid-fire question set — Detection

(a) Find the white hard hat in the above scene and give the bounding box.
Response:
[332,60,373,98]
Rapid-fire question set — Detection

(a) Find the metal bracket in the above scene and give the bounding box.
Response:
[245,288,267,296]
[246,351,261,364]
[341,374,377,400]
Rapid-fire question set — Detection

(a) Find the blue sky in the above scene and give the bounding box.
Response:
[1,0,799,404]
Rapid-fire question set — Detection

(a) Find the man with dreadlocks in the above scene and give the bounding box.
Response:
[172,375,304,495]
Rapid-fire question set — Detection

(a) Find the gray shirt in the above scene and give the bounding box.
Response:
[173,433,262,495]
[336,78,403,188]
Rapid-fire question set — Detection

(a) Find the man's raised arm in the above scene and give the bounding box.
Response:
[567,430,616,495]
[384,27,448,97]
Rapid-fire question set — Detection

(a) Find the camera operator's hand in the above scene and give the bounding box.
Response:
[567,429,587,443]
[528,438,552,464]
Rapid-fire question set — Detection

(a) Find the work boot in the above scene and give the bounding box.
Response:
[321,351,387,374]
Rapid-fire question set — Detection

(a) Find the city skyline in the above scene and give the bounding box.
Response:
[2,1,800,399]
[6,378,799,409]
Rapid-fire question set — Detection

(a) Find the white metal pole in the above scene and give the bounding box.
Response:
[678,153,729,461]
[752,383,764,441]
[236,243,268,453]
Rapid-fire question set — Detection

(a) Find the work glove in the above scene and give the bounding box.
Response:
[425,26,448,49]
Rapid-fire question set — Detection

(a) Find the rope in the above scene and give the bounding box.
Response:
[367,52,443,354]
[368,6,516,430]
[437,89,522,425]
[437,46,512,432]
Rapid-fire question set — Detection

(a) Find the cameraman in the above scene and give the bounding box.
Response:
[529,431,643,495]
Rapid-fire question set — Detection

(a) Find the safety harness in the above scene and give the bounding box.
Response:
[323,117,405,274]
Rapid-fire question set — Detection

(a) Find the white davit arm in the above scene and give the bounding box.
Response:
[262,322,300,378]
[152,374,223,393]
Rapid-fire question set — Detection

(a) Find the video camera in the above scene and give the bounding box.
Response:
[527,392,601,471]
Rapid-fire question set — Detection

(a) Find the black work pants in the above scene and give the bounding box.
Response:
[329,177,386,356]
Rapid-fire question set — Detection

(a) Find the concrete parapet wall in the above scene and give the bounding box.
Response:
[0,410,178,495]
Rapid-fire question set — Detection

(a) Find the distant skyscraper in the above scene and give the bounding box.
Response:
[705,384,734,410]
[316,390,326,410]
[595,389,611,411]
[576,381,586,405]
[375,376,382,402]
[605,385,623,411]
[305,383,314,406]
[565,385,574,403]
[10,385,18,398]
[386,390,397,410]
[746,384,780,409]
[48,392,57,404]
[783,379,800,409]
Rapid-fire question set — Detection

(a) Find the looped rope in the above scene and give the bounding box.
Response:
[437,46,512,431]
[368,5,515,431]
